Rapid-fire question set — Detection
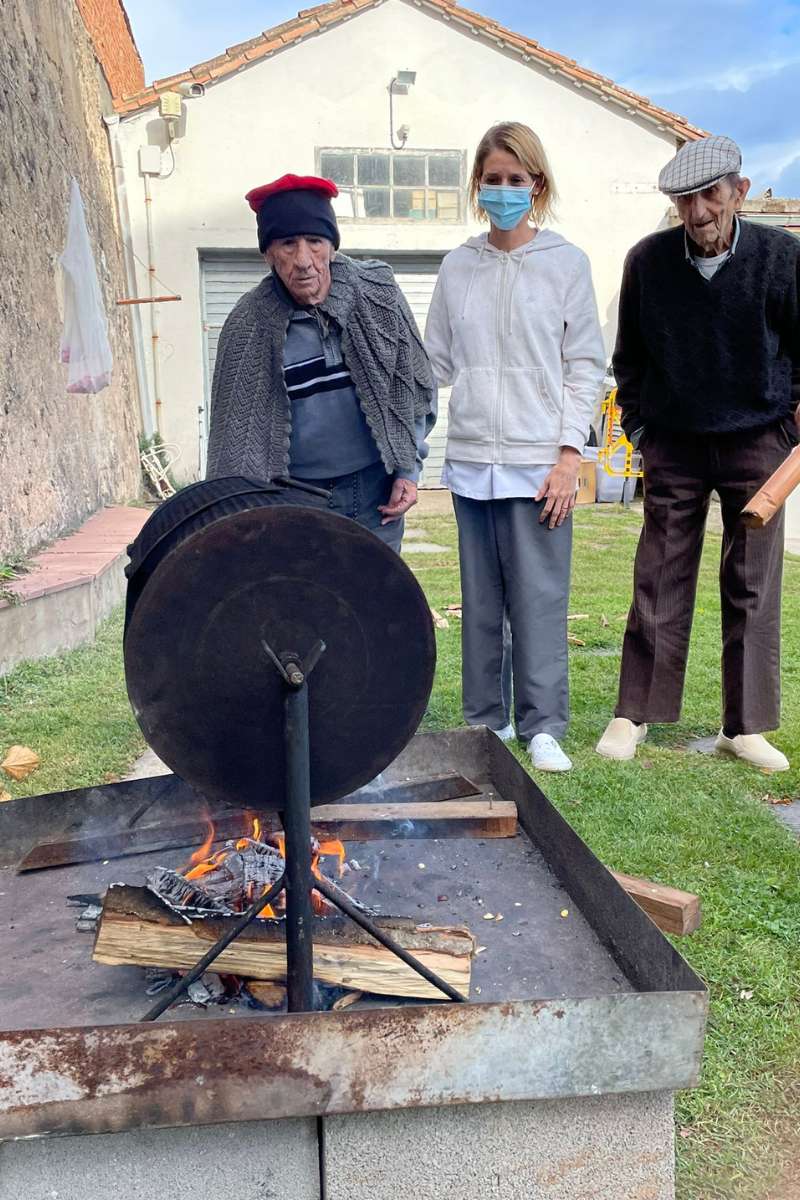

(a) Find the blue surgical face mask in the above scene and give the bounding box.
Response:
[478,185,532,230]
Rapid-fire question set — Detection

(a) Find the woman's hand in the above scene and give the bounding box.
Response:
[379,478,418,524]
[535,447,581,529]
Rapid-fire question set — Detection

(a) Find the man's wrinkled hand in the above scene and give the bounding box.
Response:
[379,478,418,524]
[535,448,581,529]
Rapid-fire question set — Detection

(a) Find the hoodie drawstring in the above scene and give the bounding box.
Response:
[460,241,486,320]
[506,250,527,336]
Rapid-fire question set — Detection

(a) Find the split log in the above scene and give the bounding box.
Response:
[311,799,517,840]
[611,871,701,936]
[93,885,474,1000]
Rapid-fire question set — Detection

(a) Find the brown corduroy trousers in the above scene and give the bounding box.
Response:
[615,419,794,734]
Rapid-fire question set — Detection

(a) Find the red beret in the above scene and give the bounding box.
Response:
[245,174,338,213]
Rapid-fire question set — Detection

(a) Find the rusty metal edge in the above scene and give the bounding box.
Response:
[0,991,707,1141]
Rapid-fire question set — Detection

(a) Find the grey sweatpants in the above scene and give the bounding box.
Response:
[452,493,572,741]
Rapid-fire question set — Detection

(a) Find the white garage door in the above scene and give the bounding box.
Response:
[200,251,447,486]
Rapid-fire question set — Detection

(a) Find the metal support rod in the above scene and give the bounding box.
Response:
[139,874,286,1022]
[313,874,468,1003]
[282,674,316,1013]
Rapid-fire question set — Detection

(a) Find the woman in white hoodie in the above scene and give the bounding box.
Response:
[425,122,605,772]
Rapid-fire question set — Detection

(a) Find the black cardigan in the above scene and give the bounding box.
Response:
[612,218,800,440]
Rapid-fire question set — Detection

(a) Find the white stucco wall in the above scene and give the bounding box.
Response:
[117,0,679,476]
[786,492,800,551]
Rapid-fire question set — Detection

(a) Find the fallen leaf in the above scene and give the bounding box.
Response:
[0,789,11,803]
[332,991,363,1011]
[476,946,487,955]
[560,909,569,918]
[430,607,449,630]
[600,613,610,628]
[739,989,754,1001]
[766,795,793,806]
[567,634,586,646]
[1,746,40,781]
[483,912,495,920]
[567,613,590,621]
[495,913,504,922]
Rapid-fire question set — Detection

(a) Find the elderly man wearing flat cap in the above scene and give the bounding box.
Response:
[205,174,436,550]
[597,135,800,771]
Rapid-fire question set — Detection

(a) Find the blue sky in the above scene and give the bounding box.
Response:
[124,0,800,195]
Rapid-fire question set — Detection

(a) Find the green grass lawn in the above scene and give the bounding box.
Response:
[1,502,799,1198]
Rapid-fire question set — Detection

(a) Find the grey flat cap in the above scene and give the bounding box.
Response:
[658,135,742,196]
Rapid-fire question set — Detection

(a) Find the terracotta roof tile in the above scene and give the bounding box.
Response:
[208,54,247,78]
[115,0,707,140]
[243,40,281,61]
[226,34,273,57]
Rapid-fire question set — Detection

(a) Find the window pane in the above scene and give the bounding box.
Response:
[428,156,461,186]
[358,154,390,185]
[393,156,425,186]
[428,189,460,220]
[394,189,427,219]
[331,190,356,218]
[320,153,354,186]
[360,188,390,218]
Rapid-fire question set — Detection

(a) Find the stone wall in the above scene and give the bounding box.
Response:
[0,0,141,559]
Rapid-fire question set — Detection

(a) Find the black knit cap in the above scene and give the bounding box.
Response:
[245,174,341,252]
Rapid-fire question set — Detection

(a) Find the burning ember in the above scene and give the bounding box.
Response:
[147,816,346,920]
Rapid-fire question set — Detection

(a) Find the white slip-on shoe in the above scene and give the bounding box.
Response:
[596,717,648,761]
[714,731,789,772]
[528,733,572,772]
[492,723,516,743]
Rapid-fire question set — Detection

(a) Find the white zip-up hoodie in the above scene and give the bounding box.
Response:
[424,231,606,465]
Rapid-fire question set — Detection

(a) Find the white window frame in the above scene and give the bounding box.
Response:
[316,147,466,223]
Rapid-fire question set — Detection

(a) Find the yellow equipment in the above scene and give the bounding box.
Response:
[598,388,643,479]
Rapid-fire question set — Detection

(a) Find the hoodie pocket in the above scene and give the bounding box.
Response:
[447,367,495,443]
[501,368,560,444]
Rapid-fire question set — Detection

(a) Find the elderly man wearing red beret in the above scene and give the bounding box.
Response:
[205,174,436,550]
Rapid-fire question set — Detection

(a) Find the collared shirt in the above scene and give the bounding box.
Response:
[684,214,741,279]
[441,461,551,499]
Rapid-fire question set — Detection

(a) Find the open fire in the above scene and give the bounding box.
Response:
[147,815,347,920]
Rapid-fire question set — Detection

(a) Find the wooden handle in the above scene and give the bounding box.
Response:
[741,444,800,528]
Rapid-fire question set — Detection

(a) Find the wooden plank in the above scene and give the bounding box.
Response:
[17,812,265,872]
[611,871,701,936]
[93,886,474,1000]
[311,799,518,840]
[18,794,513,872]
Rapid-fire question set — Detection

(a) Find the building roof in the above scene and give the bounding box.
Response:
[115,0,706,142]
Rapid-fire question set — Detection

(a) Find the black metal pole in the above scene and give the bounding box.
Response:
[139,873,286,1022]
[282,667,316,1013]
[313,875,467,1003]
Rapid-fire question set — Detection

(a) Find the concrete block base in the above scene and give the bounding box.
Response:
[0,1092,675,1200]
[0,1117,320,1200]
[324,1091,675,1200]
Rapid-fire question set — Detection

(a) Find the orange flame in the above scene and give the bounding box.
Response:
[179,816,344,919]
[185,819,216,871]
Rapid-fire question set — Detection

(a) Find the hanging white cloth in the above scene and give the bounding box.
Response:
[59,178,113,394]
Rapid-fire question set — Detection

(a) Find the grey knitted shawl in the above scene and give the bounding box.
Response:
[205,255,435,480]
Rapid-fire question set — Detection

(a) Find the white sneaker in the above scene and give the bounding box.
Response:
[596,717,648,761]
[528,734,572,772]
[714,731,789,772]
[493,723,516,743]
